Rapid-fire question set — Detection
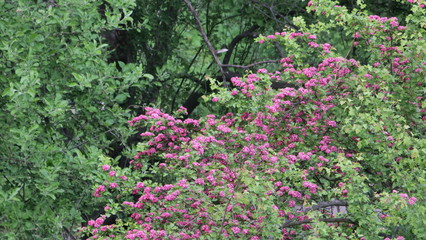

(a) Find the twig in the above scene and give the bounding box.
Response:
[183,0,227,82]
[62,226,77,240]
[171,45,204,112]
[217,196,233,235]
[299,200,348,214]
[250,0,300,31]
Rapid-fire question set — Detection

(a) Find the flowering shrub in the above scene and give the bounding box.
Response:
[82,0,424,239]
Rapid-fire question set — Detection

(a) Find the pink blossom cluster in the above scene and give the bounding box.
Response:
[399,193,418,205]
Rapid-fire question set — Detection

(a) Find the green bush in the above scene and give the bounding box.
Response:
[0,0,148,238]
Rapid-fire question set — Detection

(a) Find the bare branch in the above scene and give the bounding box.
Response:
[282,200,351,228]
[283,217,355,228]
[223,25,260,65]
[273,42,286,58]
[222,60,281,69]
[183,0,226,82]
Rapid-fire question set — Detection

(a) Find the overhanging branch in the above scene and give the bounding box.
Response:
[183,0,226,82]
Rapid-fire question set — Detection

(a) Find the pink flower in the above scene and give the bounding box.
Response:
[318,156,329,162]
[178,179,188,188]
[286,155,297,164]
[217,124,232,133]
[212,97,219,102]
[390,20,399,27]
[399,193,409,199]
[102,165,111,171]
[288,190,302,199]
[302,181,318,193]
[93,185,106,197]
[231,227,241,234]
[408,197,417,205]
[353,32,361,39]
[109,182,118,188]
[201,225,211,233]
[195,178,205,185]
[297,152,311,161]
[327,120,337,127]
[308,41,319,48]
[109,171,116,177]
[165,190,180,201]
[302,224,312,230]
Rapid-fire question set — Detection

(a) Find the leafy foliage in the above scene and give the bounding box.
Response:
[0,0,144,238]
[0,0,424,239]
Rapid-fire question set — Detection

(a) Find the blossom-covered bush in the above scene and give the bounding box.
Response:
[82,0,424,239]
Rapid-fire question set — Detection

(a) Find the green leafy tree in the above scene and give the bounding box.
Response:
[0,0,148,238]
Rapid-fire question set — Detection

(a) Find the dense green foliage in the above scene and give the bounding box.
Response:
[0,0,424,239]
[0,0,144,238]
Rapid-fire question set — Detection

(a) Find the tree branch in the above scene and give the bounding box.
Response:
[222,60,281,69]
[222,25,260,66]
[298,200,348,214]
[183,0,226,82]
[282,200,352,228]
[283,217,355,228]
[273,41,286,58]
